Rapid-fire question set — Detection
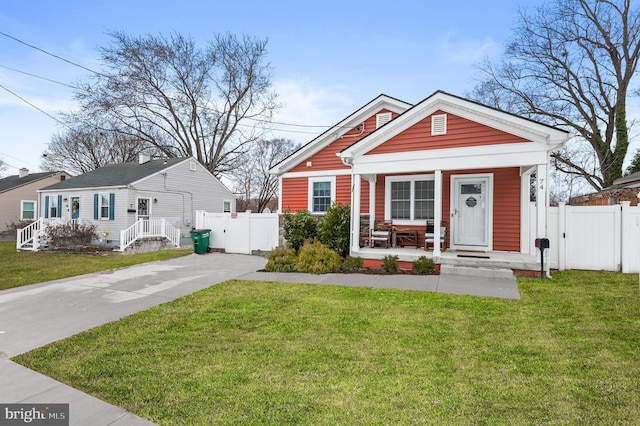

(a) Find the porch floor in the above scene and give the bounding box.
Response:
[355,246,539,271]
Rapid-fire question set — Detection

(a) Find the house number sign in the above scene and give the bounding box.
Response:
[465,196,477,207]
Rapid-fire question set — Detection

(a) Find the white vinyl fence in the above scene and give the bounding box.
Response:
[543,202,640,273]
[194,211,279,255]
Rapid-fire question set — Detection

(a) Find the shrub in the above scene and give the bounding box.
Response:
[413,256,435,274]
[342,256,364,271]
[264,247,298,272]
[382,254,399,273]
[317,203,351,258]
[1,219,34,237]
[46,223,98,248]
[295,240,343,274]
[283,210,318,252]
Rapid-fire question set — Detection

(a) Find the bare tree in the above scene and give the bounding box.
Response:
[231,138,298,212]
[472,0,640,191]
[70,31,278,177]
[0,158,6,177]
[40,123,155,175]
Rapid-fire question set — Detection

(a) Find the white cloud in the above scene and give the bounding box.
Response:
[436,32,502,65]
[268,77,359,144]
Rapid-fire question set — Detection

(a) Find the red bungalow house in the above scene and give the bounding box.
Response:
[270,91,572,273]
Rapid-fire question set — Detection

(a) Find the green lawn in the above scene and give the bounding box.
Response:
[14,270,640,425]
[0,240,191,290]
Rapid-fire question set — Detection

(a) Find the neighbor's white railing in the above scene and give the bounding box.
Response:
[119,218,181,251]
[16,218,65,251]
[16,218,43,251]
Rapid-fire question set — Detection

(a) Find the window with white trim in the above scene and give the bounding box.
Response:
[21,200,36,220]
[49,195,59,218]
[99,193,110,219]
[387,175,434,223]
[308,177,336,213]
[223,200,231,213]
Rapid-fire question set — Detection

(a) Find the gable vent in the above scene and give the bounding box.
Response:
[376,112,392,128]
[431,114,447,136]
[189,162,197,171]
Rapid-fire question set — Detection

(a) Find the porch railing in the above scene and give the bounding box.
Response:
[16,218,65,251]
[119,218,181,251]
[16,218,43,251]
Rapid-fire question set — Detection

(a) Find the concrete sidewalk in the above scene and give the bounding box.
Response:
[238,269,520,299]
[0,253,519,425]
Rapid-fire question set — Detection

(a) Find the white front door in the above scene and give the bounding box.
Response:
[452,175,492,249]
[137,197,151,234]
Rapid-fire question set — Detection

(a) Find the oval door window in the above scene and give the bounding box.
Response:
[465,196,477,207]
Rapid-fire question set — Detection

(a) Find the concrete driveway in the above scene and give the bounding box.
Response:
[0,253,267,426]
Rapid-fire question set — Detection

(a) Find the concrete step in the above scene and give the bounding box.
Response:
[440,264,514,279]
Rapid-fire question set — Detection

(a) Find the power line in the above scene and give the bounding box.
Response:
[0,64,74,88]
[0,30,104,77]
[0,82,68,128]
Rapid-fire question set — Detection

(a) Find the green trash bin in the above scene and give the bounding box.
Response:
[190,229,211,254]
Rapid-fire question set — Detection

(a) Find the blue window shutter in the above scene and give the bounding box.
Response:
[109,193,115,220]
[57,195,62,218]
[94,194,99,220]
[44,196,49,219]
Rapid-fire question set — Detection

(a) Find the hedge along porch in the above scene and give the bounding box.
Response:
[272,91,572,274]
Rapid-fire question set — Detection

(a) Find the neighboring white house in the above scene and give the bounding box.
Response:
[20,154,235,250]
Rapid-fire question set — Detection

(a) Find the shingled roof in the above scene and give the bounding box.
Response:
[42,157,188,190]
[0,171,66,194]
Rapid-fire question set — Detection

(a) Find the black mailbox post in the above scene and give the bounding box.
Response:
[535,238,550,279]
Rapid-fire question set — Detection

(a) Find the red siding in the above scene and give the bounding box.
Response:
[281,177,308,212]
[491,168,521,251]
[290,109,399,172]
[336,175,351,204]
[360,178,370,214]
[368,110,529,155]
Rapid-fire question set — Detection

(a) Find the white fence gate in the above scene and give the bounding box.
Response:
[194,211,279,255]
[545,202,640,273]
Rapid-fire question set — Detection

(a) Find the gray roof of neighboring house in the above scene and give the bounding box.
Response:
[41,157,188,191]
[0,171,67,194]
[612,171,640,188]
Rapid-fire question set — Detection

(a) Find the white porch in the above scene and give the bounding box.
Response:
[16,218,181,252]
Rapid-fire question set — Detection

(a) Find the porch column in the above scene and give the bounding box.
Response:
[433,170,443,257]
[520,168,533,254]
[351,174,362,252]
[535,163,547,239]
[368,175,376,229]
[536,163,550,277]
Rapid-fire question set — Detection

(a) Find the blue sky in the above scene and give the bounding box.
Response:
[0,0,545,174]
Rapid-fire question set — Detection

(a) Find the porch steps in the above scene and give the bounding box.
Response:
[440,264,514,279]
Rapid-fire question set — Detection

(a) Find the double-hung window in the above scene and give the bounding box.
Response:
[386,175,434,224]
[46,195,61,218]
[21,201,36,220]
[94,193,115,220]
[308,177,335,214]
[99,193,110,219]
